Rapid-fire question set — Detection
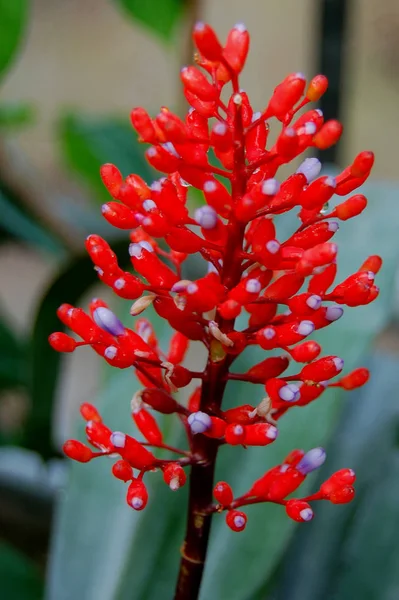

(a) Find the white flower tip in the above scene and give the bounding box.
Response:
[234,23,247,32]
[306,295,322,310]
[104,345,118,360]
[279,383,300,403]
[333,357,344,371]
[187,411,212,434]
[300,508,313,521]
[169,476,180,491]
[328,221,339,232]
[297,320,315,336]
[245,279,261,294]
[266,240,280,254]
[296,157,322,183]
[234,515,246,528]
[267,425,278,440]
[263,327,276,340]
[131,497,143,509]
[326,305,344,321]
[110,431,126,448]
[325,176,336,188]
[262,178,280,196]
[194,21,205,31]
[203,180,217,193]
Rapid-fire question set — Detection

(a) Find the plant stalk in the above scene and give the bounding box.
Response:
[174,99,247,599]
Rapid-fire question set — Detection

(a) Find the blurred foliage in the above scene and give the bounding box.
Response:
[114,0,185,40]
[59,113,154,205]
[0,0,29,83]
[0,542,43,600]
[0,102,35,130]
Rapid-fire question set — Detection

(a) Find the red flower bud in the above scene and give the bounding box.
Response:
[126,479,148,510]
[214,481,234,505]
[48,332,77,353]
[226,509,247,532]
[286,499,314,522]
[112,459,133,482]
[63,440,94,462]
[163,463,187,490]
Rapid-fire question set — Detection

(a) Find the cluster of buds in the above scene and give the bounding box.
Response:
[51,23,378,529]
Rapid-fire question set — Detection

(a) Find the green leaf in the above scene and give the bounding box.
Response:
[58,113,154,204]
[0,102,35,129]
[266,351,399,600]
[0,317,27,390]
[0,190,65,255]
[24,241,129,459]
[113,0,184,40]
[47,179,399,599]
[0,0,29,83]
[0,541,43,600]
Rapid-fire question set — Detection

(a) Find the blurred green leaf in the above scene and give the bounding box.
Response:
[266,350,399,600]
[0,0,29,83]
[47,179,399,599]
[0,102,35,129]
[24,241,129,459]
[113,0,184,40]
[0,317,27,390]
[58,113,154,204]
[0,541,43,600]
[0,190,65,255]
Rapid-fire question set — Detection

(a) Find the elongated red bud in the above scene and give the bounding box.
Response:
[248,356,290,380]
[163,463,187,491]
[221,23,250,76]
[335,367,369,390]
[313,119,343,149]
[86,421,114,451]
[290,340,321,363]
[100,163,123,198]
[334,194,367,220]
[49,332,77,353]
[180,66,217,101]
[80,402,102,422]
[193,22,223,61]
[267,72,306,120]
[132,407,163,445]
[213,481,234,505]
[296,243,338,276]
[300,175,336,210]
[126,479,148,510]
[350,151,374,177]
[142,388,185,414]
[130,107,157,143]
[110,431,156,469]
[63,440,94,462]
[359,255,382,274]
[306,74,328,101]
[300,356,343,382]
[320,468,356,499]
[244,422,278,446]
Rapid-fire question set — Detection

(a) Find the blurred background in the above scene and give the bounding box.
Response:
[1,0,399,598]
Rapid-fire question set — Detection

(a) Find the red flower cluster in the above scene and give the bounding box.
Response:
[50,22,379,531]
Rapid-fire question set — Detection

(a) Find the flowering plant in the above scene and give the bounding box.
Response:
[50,22,379,599]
